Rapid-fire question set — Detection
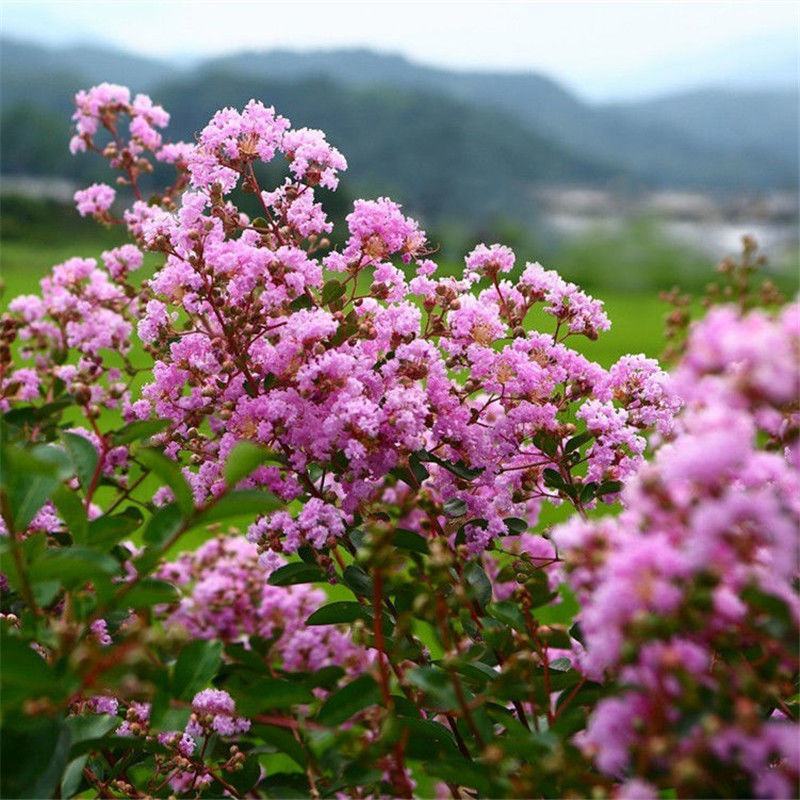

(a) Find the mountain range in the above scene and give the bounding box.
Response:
[1,37,796,225]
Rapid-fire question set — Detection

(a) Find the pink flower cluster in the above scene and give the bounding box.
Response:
[186,688,250,737]
[158,536,370,674]
[68,82,188,212]
[673,303,800,463]
[83,689,251,794]
[3,252,141,413]
[71,82,171,157]
[518,261,611,339]
[553,304,800,798]
[74,183,116,218]
[3,84,682,559]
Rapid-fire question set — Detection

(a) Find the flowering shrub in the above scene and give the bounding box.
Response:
[0,83,797,799]
[554,304,799,798]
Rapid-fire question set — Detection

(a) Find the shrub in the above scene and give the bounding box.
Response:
[1,82,797,799]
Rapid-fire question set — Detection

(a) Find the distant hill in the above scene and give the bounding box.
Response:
[607,88,798,160]
[0,38,175,107]
[156,71,612,222]
[204,47,798,190]
[1,37,797,225]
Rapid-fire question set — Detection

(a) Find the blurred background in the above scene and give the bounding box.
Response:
[1,1,798,360]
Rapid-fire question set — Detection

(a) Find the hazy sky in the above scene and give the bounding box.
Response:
[1,1,797,99]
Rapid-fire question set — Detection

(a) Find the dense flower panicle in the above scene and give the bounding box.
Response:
[77,691,251,795]
[188,689,250,737]
[70,82,131,151]
[282,127,347,190]
[0,81,714,621]
[101,244,144,280]
[601,354,681,436]
[519,261,611,339]
[673,303,800,453]
[8,97,670,545]
[74,183,116,218]
[158,536,371,674]
[553,304,800,798]
[464,242,516,280]
[3,252,140,414]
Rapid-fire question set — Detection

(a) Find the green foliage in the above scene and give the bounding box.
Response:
[0,394,621,798]
[173,641,224,700]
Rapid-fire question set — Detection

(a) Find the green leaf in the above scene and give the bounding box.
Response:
[172,640,223,700]
[317,675,381,726]
[1,716,71,799]
[60,756,88,798]
[250,724,307,767]
[111,419,169,446]
[538,628,572,649]
[330,309,358,346]
[464,561,492,610]
[443,460,484,480]
[2,445,65,531]
[533,585,580,626]
[30,547,117,588]
[487,601,526,633]
[1,633,60,709]
[259,772,311,798]
[443,497,467,518]
[415,450,483,480]
[425,759,494,795]
[65,713,119,748]
[450,658,498,686]
[193,489,282,526]
[597,479,623,496]
[503,516,528,535]
[87,507,143,550]
[138,449,194,515]
[69,734,167,758]
[222,755,261,794]
[565,431,593,453]
[408,451,429,483]
[4,400,71,430]
[321,279,346,305]
[401,718,463,760]
[268,561,326,586]
[524,571,557,606]
[393,528,430,555]
[289,295,313,312]
[342,564,373,597]
[223,441,278,487]
[406,666,458,710]
[125,578,180,609]
[63,711,120,795]
[62,431,99,492]
[543,468,565,489]
[579,481,598,503]
[142,502,183,547]
[306,601,368,626]
[231,677,314,714]
[2,406,38,430]
[51,484,88,542]
[532,431,558,457]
